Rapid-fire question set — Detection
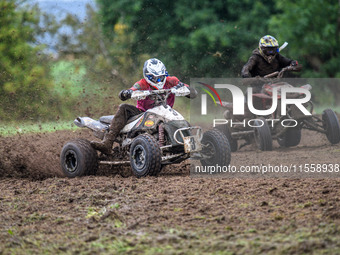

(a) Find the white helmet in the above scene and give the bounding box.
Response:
[143,58,168,90]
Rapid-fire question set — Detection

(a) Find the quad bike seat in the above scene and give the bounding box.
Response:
[99,115,114,124]
[99,112,145,125]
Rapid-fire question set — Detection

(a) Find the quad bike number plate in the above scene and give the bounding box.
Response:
[183,136,202,153]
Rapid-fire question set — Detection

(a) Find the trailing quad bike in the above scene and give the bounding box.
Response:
[217,65,340,151]
[60,87,231,178]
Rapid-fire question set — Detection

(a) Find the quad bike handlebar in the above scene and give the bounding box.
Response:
[131,86,190,100]
[242,65,302,86]
[131,89,169,99]
[264,64,302,79]
[131,86,190,107]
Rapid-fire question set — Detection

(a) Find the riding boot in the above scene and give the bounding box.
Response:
[91,130,116,155]
[91,104,142,154]
[91,114,123,154]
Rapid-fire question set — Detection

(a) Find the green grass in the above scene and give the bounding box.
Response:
[50,60,88,97]
[0,120,77,137]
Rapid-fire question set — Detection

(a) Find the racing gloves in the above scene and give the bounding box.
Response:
[171,82,198,99]
[290,60,298,66]
[170,82,185,94]
[119,89,133,101]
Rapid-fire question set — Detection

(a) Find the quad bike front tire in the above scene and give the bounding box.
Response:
[129,134,162,177]
[60,139,98,178]
[253,118,273,151]
[215,124,238,152]
[200,129,231,167]
[277,127,302,147]
[322,109,340,144]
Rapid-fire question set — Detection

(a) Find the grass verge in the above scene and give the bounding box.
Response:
[0,120,77,137]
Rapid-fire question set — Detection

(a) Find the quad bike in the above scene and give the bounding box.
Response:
[217,65,340,151]
[60,87,231,178]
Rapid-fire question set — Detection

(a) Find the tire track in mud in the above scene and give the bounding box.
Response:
[1,175,340,254]
[0,128,338,179]
[0,130,92,179]
[0,129,340,253]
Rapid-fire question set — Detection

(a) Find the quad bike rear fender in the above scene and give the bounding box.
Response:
[74,117,107,139]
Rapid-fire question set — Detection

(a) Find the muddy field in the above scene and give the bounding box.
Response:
[0,129,340,254]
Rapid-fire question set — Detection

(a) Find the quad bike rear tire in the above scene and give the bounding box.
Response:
[60,139,98,178]
[253,118,273,151]
[129,134,162,177]
[74,139,99,175]
[322,109,340,144]
[277,127,302,147]
[200,129,231,167]
[215,124,238,152]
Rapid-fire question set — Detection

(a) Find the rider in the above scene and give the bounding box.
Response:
[91,58,198,154]
[241,35,299,91]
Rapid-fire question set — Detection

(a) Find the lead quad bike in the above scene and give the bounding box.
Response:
[217,66,340,151]
[60,87,231,178]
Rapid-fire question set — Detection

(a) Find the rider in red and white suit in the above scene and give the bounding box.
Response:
[91,58,197,154]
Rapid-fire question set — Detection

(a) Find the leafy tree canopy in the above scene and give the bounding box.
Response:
[269,0,340,78]
[0,0,55,120]
[97,0,277,80]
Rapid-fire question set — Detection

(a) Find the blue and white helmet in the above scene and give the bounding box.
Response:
[143,58,168,90]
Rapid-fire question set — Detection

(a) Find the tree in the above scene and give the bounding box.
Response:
[0,0,56,120]
[57,3,149,88]
[269,0,340,104]
[270,0,340,77]
[97,0,277,80]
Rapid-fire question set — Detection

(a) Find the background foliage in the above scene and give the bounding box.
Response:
[97,0,279,79]
[0,0,339,122]
[0,1,55,120]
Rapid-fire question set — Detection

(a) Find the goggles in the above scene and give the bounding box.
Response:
[146,73,168,83]
[262,47,279,56]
